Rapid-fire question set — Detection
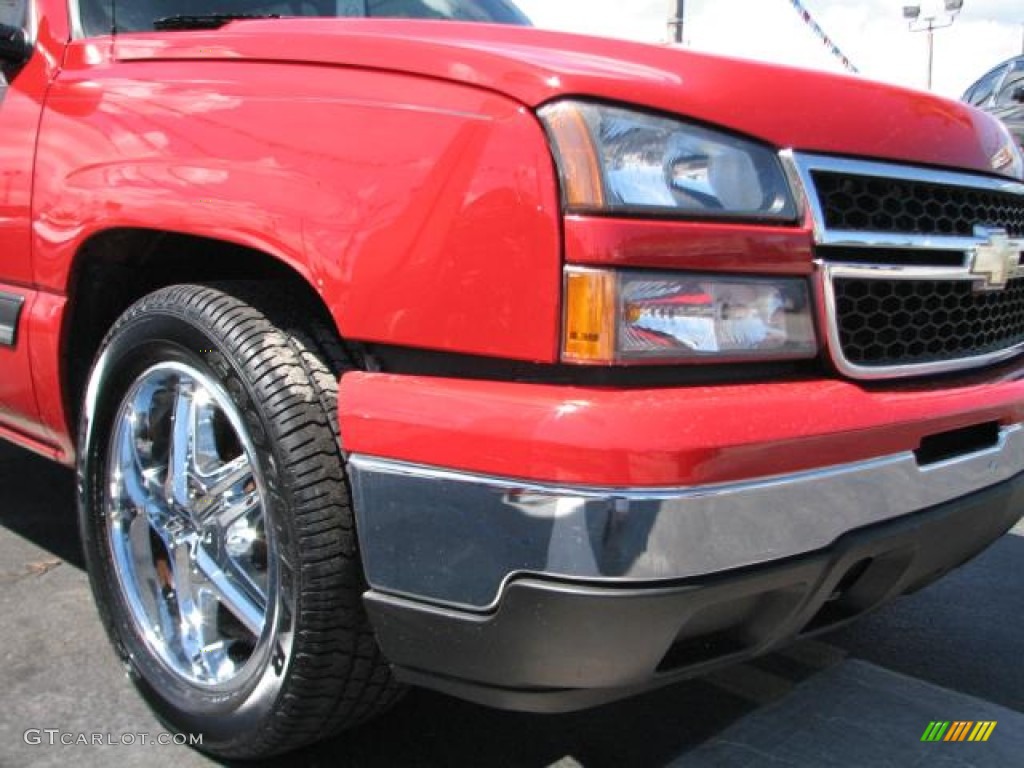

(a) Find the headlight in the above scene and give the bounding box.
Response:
[564,268,817,364]
[540,101,797,220]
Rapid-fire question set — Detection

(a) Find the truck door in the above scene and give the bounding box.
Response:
[0,0,39,289]
[0,0,59,442]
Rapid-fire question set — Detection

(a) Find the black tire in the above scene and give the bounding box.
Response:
[77,282,402,759]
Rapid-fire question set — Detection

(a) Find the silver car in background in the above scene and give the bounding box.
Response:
[963,55,1024,149]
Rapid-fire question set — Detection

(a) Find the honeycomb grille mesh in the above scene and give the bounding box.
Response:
[833,277,1024,367]
[813,172,1024,238]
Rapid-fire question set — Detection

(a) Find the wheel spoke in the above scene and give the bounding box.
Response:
[192,454,254,526]
[205,454,252,496]
[115,406,156,507]
[119,442,168,525]
[167,539,206,664]
[126,510,161,599]
[194,545,266,637]
[119,431,150,511]
[166,381,198,510]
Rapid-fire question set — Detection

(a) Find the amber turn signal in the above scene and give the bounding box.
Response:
[540,102,606,209]
[563,268,618,364]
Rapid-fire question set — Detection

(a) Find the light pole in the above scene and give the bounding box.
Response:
[668,0,685,45]
[904,1,964,90]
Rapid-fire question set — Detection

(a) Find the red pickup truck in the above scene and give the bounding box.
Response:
[2,0,1023,760]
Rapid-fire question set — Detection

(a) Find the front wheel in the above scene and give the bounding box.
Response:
[77,283,401,759]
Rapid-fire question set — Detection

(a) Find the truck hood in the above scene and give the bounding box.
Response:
[113,18,1013,177]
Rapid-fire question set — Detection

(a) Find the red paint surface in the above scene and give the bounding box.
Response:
[0,2,68,449]
[110,18,1015,177]
[565,216,816,274]
[34,50,563,362]
[1,2,1021,469]
[339,368,1024,487]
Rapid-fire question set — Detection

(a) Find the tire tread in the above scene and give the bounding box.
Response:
[95,282,402,759]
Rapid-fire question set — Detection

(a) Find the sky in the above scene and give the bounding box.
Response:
[514,0,1023,99]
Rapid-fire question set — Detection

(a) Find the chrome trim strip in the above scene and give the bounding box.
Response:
[68,0,85,40]
[825,262,980,282]
[27,0,38,44]
[348,426,1024,610]
[816,231,982,255]
[797,153,1024,191]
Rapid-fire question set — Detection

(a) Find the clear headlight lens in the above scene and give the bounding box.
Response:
[540,101,797,219]
[564,268,817,364]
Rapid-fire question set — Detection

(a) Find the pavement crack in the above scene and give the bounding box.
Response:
[0,558,63,584]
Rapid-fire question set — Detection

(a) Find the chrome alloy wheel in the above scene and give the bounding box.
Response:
[106,361,276,691]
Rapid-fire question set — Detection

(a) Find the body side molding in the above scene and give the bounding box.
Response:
[0,291,25,346]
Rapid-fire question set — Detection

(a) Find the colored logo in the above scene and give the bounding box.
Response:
[921,721,997,742]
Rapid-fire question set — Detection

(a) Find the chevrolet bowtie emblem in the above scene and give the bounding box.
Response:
[970,227,1024,292]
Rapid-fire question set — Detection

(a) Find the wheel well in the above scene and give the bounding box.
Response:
[63,229,338,432]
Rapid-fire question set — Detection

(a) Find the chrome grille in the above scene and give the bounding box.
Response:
[834,276,1024,366]
[788,153,1024,380]
[812,172,1024,238]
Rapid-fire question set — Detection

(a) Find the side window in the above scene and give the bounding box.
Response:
[965,65,1006,107]
[0,0,28,84]
[0,0,26,28]
[994,62,1024,107]
[366,0,528,24]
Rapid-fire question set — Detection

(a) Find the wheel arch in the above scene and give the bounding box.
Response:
[60,228,355,448]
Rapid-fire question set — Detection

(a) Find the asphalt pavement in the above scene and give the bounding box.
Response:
[1,439,1022,768]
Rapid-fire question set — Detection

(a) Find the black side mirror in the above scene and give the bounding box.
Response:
[0,23,32,70]
[1012,86,1024,105]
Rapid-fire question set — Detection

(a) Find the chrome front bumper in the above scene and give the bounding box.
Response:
[348,423,1024,610]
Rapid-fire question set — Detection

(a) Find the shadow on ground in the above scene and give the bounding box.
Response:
[827,527,1024,712]
[0,441,80,568]
[0,442,765,767]
[2,439,1021,768]
[294,680,757,768]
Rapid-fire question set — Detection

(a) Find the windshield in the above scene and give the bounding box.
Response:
[80,0,532,36]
